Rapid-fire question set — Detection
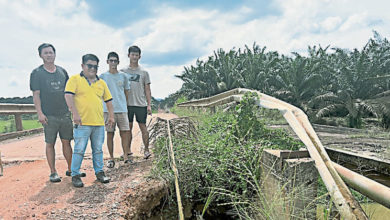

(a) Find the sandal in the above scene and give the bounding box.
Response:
[120,152,133,161]
[124,159,133,164]
[107,160,115,168]
[143,151,151,159]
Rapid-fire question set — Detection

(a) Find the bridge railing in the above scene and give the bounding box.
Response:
[178,88,390,219]
[0,103,37,132]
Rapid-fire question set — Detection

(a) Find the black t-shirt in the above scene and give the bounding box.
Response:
[29,65,70,116]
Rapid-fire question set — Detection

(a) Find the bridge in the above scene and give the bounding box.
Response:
[1,98,390,219]
[177,88,390,220]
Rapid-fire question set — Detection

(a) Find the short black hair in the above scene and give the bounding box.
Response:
[107,52,119,60]
[128,45,141,55]
[38,43,56,56]
[82,54,99,64]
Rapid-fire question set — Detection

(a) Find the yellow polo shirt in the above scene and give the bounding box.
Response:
[65,73,112,126]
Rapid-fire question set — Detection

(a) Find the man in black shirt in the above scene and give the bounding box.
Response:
[30,43,84,182]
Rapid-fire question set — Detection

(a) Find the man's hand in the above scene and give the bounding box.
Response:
[73,113,82,125]
[107,116,115,128]
[38,113,48,125]
[147,105,152,115]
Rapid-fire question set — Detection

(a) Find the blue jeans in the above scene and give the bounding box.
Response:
[71,125,105,176]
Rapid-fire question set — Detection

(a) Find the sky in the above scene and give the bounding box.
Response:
[0,0,389,99]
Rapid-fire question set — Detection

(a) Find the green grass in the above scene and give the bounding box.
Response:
[22,120,42,130]
[0,119,42,133]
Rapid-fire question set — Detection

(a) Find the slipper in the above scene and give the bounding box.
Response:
[120,152,133,161]
[124,159,133,164]
[143,152,151,159]
[107,160,115,168]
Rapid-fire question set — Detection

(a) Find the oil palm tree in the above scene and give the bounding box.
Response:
[268,54,323,112]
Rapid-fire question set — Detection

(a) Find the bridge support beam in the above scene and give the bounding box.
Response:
[14,114,23,131]
[261,149,319,219]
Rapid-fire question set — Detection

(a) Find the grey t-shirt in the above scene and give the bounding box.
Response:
[100,71,130,113]
[121,66,151,107]
[29,65,70,116]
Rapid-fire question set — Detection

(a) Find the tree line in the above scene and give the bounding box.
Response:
[161,31,390,128]
[0,96,33,104]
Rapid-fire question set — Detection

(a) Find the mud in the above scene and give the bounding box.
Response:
[270,123,390,164]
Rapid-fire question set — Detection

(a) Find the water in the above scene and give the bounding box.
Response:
[317,203,390,220]
[362,203,390,220]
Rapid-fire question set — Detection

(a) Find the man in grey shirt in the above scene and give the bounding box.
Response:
[30,43,85,182]
[100,52,131,167]
[121,46,152,159]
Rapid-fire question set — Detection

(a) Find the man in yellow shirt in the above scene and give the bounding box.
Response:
[65,54,115,188]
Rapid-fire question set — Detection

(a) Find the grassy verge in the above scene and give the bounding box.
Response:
[0,119,42,133]
[151,92,304,218]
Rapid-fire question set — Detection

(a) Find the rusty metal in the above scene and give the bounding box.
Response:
[178,88,371,219]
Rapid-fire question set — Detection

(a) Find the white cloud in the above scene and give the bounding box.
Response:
[0,0,390,99]
[339,13,368,31]
[145,65,184,98]
[321,16,342,32]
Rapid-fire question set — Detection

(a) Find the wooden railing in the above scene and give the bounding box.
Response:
[0,104,37,131]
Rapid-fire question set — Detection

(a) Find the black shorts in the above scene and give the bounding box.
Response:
[127,106,147,124]
[43,113,73,144]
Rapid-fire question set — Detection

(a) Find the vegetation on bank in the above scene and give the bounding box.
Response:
[152,93,306,218]
[152,93,383,219]
[159,31,390,129]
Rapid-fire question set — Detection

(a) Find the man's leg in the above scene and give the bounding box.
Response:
[128,122,133,153]
[46,143,57,174]
[134,106,150,158]
[120,130,130,161]
[118,112,131,161]
[59,114,74,173]
[107,132,115,160]
[71,125,90,187]
[90,126,105,174]
[60,139,72,172]
[91,126,110,183]
[127,106,135,155]
[43,116,61,181]
[71,126,90,176]
[138,123,150,154]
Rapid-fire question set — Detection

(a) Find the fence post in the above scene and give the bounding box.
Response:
[14,113,23,131]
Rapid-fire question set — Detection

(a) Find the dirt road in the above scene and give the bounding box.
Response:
[0,113,175,219]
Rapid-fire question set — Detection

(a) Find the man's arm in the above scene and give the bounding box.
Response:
[125,89,129,106]
[32,90,48,125]
[64,93,82,125]
[105,100,115,128]
[145,83,152,115]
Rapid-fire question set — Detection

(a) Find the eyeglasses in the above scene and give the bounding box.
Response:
[108,59,119,63]
[85,64,99,69]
